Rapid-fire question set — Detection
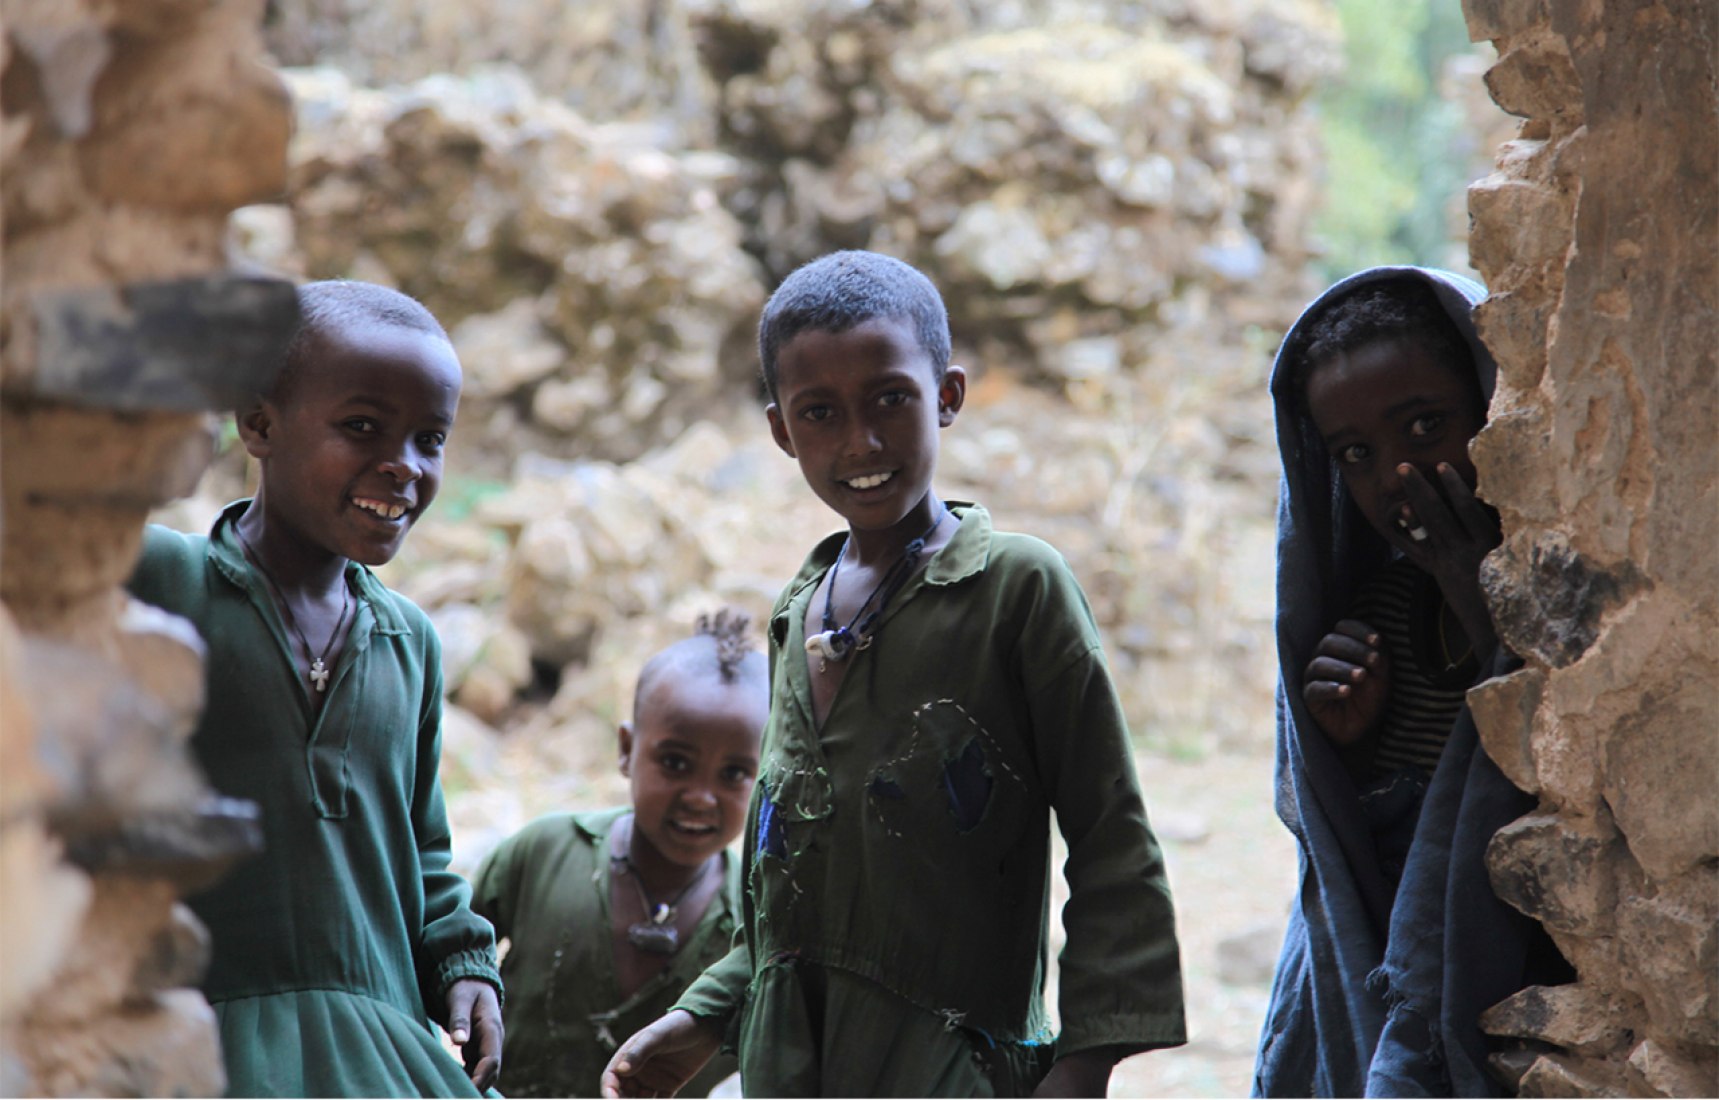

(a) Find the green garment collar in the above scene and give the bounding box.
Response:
[206,498,413,637]
[772,501,991,645]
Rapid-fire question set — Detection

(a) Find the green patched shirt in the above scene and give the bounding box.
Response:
[128,501,501,1098]
[675,503,1186,1097]
[470,808,741,1098]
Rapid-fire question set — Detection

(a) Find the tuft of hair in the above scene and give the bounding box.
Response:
[695,607,756,683]
[278,280,449,395]
[1292,279,1475,400]
[757,250,951,404]
[631,608,765,720]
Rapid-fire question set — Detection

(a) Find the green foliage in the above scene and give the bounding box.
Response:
[434,475,511,523]
[1313,0,1480,278]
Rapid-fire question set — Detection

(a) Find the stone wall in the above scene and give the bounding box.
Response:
[1462,0,1719,1094]
[0,0,293,1093]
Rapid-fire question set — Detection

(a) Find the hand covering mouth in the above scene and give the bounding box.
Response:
[1393,510,1429,542]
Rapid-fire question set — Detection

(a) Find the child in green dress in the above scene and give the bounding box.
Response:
[127,281,503,1096]
[604,251,1186,1098]
[471,609,768,1098]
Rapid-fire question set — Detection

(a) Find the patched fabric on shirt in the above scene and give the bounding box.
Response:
[679,502,1185,1090]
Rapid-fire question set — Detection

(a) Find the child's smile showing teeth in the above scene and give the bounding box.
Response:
[844,471,893,491]
[353,496,410,521]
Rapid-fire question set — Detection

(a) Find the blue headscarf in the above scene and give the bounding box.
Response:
[1253,267,1557,1097]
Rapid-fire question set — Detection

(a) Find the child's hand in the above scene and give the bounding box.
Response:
[601,1009,721,1098]
[446,978,503,1091]
[1032,1047,1121,1097]
[1392,461,1502,661]
[1303,620,1391,747]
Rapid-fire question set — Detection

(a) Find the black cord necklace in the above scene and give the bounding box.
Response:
[236,527,352,695]
[610,846,713,956]
[805,506,947,673]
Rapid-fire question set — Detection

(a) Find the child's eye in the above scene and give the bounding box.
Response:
[658,753,690,774]
[720,764,756,786]
[877,390,910,408]
[800,405,834,423]
[1409,414,1444,437]
[343,418,378,434]
[1336,442,1371,465]
[417,431,447,452]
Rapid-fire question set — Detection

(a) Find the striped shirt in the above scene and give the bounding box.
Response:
[1349,558,1481,777]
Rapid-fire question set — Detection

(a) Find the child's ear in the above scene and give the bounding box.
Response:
[235,400,275,459]
[937,365,968,427]
[766,403,796,458]
[617,722,635,778]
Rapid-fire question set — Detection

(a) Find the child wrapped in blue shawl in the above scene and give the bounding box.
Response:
[1254,267,1569,1097]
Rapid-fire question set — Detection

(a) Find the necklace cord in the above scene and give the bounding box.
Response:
[820,506,948,646]
[236,527,353,691]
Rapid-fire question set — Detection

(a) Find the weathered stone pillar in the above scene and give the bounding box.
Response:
[1462,0,1718,1095]
[1,1,297,1093]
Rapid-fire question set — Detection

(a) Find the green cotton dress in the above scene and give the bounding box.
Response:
[470,808,742,1098]
[128,502,502,1098]
[674,503,1187,1097]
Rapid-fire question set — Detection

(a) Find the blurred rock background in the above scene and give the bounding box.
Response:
[157,1,1502,1092]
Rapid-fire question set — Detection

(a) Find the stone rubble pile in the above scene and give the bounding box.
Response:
[264,66,768,467]
[219,0,1339,788]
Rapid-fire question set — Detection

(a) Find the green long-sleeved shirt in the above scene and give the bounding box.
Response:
[128,501,500,1097]
[470,808,740,1097]
[675,502,1185,1096]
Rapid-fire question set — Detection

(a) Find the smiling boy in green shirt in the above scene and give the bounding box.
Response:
[605,251,1185,1098]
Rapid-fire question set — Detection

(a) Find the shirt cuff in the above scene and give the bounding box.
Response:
[435,947,505,1011]
[1055,1010,1188,1060]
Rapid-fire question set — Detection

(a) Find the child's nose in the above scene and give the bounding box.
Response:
[680,785,718,810]
[843,417,883,456]
[378,445,422,482]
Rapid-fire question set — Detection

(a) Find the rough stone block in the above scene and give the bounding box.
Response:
[1480,982,1631,1054]
[1471,407,1554,524]
[83,61,291,211]
[63,797,263,898]
[19,636,207,827]
[27,275,298,412]
[1484,29,1583,124]
[1624,1038,1719,1098]
[1604,680,1719,881]
[1472,293,1551,392]
[1468,174,1571,283]
[114,599,207,735]
[25,988,224,1099]
[1487,812,1620,934]
[1461,0,1550,42]
[1466,665,1542,794]
[1517,1051,1624,1098]
[128,903,209,997]
[1616,876,1719,1049]
[1481,530,1644,670]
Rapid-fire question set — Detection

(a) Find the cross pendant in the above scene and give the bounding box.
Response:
[309,657,330,693]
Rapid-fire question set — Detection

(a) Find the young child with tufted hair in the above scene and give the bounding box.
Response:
[1256,267,1570,1096]
[471,610,767,1098]
[604,250,1186,1098]
[128,280,504,1096]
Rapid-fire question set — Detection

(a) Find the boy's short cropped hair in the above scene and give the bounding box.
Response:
[279,280,449,394]
[757,250,952,404]
[1289,279,1476,401]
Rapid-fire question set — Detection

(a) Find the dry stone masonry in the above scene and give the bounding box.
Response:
[1463,0,1719,1094]
[1,0,294,1093]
